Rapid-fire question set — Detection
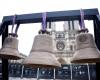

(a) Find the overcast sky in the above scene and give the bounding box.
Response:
[0,0,100,21]
[0,0,100,56]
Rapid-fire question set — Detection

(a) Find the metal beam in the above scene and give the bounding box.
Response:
[2,8,99,25]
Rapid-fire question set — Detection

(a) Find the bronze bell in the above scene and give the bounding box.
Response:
[0,34,22,60]
[23,34,61,68]
[71,32,100,63]
[58,57,67,64]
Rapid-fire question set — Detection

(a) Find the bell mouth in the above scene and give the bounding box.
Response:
[71,47,100,63]
[22,51,61,68]
[0,53,21,60]
[0,48,22,60]
[71,58,100,63]
[23,64,60,68]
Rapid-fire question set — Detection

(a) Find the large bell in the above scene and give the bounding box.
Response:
[71,32,100,63]
[0,34,22,60]
[58,57,67,64]
[23,34,61,68]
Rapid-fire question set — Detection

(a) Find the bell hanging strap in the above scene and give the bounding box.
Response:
[80,9,85,29]
[42,12,47,31]
[15,23,20,35]
[10,14,19,37]
[78,9,88,33]
[11,14,17,33]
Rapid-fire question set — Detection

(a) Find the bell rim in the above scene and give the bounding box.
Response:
[0,49,22,60]
[22,51,61,68]
[71,58,100,63]
[0,53,21,60]
[23,63,61,68]
[71,47,100,63]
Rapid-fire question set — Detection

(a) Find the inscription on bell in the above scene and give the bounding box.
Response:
[78,35,87,42]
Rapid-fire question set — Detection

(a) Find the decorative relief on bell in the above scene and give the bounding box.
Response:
[78,34,87,42]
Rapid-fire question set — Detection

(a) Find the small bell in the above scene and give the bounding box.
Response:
[71,30,100,63]
[0,34,22,60]
[23,34,61,68]
[58,57,67,64]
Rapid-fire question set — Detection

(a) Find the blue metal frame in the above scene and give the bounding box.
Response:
[0,8,99,35]
[2,8,99,23]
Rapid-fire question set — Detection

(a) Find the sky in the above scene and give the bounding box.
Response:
[0,0,100,56]
[0,0,100,21]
